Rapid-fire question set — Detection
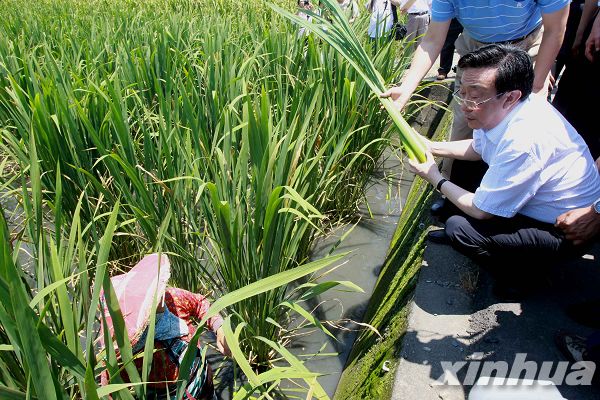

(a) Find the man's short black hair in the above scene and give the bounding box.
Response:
[457,44,534,101]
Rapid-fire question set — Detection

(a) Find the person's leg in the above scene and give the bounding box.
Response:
[587,331,600,364]
[196,365,215,400]
[413,14,429,50]
[450,30,485,141]
[438,18,463,76]
[555,3,584,76]
[405,14,418,53]
[518,25,551,95]
[439,30,482,178]
[445,215,571,300]
[566,299,600,329]
[552,16,600,159]
[444,214,572,267]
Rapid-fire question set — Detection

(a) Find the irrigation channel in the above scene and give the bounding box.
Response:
[305,85,451,398]
[293,147,412,396]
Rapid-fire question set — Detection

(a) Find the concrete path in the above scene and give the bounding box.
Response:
[392,224,600,400]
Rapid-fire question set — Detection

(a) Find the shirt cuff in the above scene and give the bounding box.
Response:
[431,13,454,22]
[539,0,569,14]
[473,192,517,218]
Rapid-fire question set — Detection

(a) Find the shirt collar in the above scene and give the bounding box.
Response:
[477,96,530,143]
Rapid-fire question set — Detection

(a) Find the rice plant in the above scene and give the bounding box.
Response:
[0,0,415,397]
[270,0,427,161]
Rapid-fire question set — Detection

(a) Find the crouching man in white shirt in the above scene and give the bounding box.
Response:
[408,44,600,279]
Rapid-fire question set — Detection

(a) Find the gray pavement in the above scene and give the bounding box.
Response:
[392,224,600,400]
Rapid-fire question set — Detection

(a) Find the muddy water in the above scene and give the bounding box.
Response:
[0,191,35,281]
[293,149,414,396]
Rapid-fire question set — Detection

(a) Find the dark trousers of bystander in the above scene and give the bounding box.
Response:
[554,0,584,77]
[588,332,600,364]
[553,10,600,159]
[438,18,464,75]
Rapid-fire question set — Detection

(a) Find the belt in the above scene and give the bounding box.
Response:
[408,11,429,15]
[493,24,541,45]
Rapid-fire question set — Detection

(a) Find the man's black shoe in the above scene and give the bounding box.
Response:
[427,229,451,245]
[566,300,600,329]
[555,331,589,363]
[430,197,447,216]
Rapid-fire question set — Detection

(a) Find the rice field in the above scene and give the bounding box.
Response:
[0,0,416,398]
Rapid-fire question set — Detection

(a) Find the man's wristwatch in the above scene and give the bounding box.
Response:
[593,198,600,214]
[436,178,448,192]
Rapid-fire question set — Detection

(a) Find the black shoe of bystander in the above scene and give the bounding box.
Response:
[555,331,589,363]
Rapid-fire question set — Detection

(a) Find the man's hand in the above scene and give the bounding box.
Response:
[407,150,442,184]
[216,326,231,357]
[380,86,411,112]
[555,206,600,245]
[585,14,600,61]
[572,32,584,58]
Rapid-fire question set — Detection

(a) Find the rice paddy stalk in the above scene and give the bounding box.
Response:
[269,0,427,162]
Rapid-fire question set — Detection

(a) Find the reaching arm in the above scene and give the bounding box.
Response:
[427,138,482,160]
[407,151,493,219]
[397,0,418,12]
[573,0,599,56]
[438,179,493,220]
[532,5,569,94]
[164,288,230,356]
[164,288,223,332]
[381,20,451,110]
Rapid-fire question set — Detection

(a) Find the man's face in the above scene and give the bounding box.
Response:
[458,67,511,131]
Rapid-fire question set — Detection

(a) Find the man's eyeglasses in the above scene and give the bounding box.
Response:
[452,90,507,109]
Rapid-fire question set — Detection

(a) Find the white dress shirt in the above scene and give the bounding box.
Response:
[471,96,600,224]
[397,0,431,14]
[366,0,394,37]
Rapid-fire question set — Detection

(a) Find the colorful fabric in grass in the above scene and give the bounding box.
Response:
[99,254,225,400]
[99,253,171,349]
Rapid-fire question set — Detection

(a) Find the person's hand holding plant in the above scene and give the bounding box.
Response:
[407,150,442,185]
[380,86,411,112]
